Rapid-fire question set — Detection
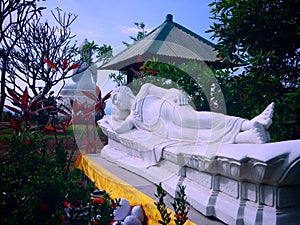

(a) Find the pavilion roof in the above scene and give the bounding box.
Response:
[99,14,221,71]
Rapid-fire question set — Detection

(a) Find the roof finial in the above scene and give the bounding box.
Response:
[165,14,173,22]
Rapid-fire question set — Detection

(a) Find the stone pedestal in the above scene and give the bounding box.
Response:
[99,122,300,225]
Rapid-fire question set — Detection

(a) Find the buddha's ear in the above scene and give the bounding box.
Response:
[111,93,118,105]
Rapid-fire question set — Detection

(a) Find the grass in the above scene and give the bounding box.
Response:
[0,129,12,141]
[0,124,106,154]
[0,126,84,141]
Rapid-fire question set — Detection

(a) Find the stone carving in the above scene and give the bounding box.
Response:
[98,83,300,225]
[101,83,274,145]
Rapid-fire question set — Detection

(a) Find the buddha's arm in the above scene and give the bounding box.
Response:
[114,117,134,134]
[135,84,180,103]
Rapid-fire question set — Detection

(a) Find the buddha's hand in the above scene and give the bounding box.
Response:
[174,90,189,106]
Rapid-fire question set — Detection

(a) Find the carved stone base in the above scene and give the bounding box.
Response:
[100,124,300,225]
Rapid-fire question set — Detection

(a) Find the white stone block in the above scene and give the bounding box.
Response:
[185,167,212,189]
[260,185,274,207]
[242,182,257,202]
[215,175,239,198]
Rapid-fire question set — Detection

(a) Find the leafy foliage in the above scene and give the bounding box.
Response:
[171,186,189,225]
[0,81,94,225]
[79,40,113,66]
[70,86,111,153]
[82,86,112,121]
[3,62,74,136]
[208,0,300,141]
[0,131,69,225]
[4,86,50,134]
[62,190,120,225]
[109,71,128,87]
[209,0,300,75]
[122,22,147,47]
[154,183,171,225]
[155,183,190,225]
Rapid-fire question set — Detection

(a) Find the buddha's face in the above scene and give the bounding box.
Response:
[112,92,131,111]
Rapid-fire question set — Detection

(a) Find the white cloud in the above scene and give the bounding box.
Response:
[119,25,153,38]
[119,25,140,35]
[73,29,101,38]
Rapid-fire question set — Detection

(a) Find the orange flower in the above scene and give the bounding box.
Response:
[93,197,103,204]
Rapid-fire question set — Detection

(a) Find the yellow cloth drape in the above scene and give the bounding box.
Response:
[75,154,196,225]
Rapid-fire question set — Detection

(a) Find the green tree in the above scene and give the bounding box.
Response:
[9,8,79,96]
[0,0,45,121]
[208,0,300,141]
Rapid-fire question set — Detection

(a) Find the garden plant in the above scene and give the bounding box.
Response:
[155,183,190,225]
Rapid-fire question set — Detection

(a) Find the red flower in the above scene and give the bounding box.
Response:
[36,149,41,154]
[61,215,67,225]
[150,70,158,75]
[24,137,30,145]
[93,197,103,204]
[217,55,223,60]
[174,213,188,222]
[63,200,70,208]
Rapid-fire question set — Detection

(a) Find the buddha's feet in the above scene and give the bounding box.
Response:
[251,102,275,129]
[235,121,270,144]
[250,121,270,144]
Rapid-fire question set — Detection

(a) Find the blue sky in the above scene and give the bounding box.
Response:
[37,0,217,113]
[40,0,215,48]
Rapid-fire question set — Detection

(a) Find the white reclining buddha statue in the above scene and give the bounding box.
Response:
[98,83,300,225]
[100,83,274,145]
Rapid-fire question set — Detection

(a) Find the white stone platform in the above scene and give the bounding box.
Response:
[100,125,300,225]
